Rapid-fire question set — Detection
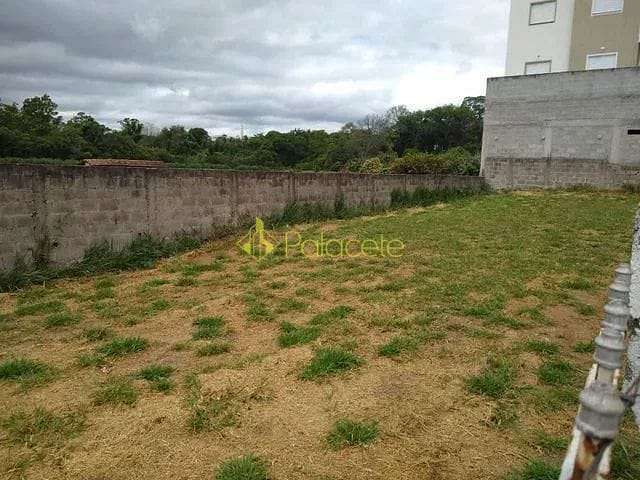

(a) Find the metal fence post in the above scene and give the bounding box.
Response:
[560,264,632,480]
[571,381,626,480]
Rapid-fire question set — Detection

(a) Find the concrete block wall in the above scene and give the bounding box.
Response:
[482,67,640,189]
[0,164,485,270]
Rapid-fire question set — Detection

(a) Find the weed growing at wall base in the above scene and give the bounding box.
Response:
[0,186,485,291]
[0,233,205,292]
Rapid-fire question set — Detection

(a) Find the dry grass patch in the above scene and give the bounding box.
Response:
[0,191,637,480]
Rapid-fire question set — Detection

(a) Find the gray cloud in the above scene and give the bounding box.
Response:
[0,0,509,135]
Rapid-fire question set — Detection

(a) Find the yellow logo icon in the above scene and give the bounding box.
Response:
[238,218,276,258]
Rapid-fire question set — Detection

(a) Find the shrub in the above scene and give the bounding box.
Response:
[389,147,479,176]
[358,156,390,174]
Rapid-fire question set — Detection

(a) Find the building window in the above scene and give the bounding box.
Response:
[586,52,618,70]
[529,1,557,25]
[592,0,624,15]
[525,60,552,75]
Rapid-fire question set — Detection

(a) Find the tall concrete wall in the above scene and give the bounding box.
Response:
[482,67,640,189]
[0,164,485,270]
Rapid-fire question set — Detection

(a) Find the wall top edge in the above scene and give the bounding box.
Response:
[0,164,484,180]
[488,66,640,83]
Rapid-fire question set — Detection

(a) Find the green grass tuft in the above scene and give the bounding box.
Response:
[520,339,559,356]
[197,341,232,357]
[215,454,269,480]
[489,401,519,430]
[533,431,569,454]
[151,377,174,393]
[96,337,149,357]
[193,316,225,340]
[185,377,238,433]
[560,278,592,291]
[77,353,107,368]
[0,358,56,388]
[278,322,321,348]
[144,298,170,315]
[135,364,174,393]
[276,298,308,313]
[1,408,86,447]
[136,364,174,381]
[182,261,224,277]
[175,276,199,287]
[309,305,354,326]
[93,287,115,300]
[378,334,420,357]
[95,278,115,289]
[93,377,138,406]
[505,459,561,480]
[326,419,379,449]
[573,340,595,353]
[611,434,640,479]
[300,347,363,380]
[84,327,113,342]
[14,300,64,317]
[485,313,527,330]
[45,312,81,328]
[529,386,579,412]
[245,299,274,322]
[537,360,576,386]
[466,357,516,399]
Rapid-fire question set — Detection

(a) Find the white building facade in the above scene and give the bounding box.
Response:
[506,0,576,75]
[505,0,639,76]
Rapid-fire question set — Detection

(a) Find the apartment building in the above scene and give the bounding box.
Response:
[505,0,640,75]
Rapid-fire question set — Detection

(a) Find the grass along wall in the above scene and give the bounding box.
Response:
[0,164,485,270]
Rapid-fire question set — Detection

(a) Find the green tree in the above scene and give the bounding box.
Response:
[119,118,144,143]
[20,94,60,135]
[187,128,210,148]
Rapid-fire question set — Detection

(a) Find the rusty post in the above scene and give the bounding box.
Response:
[571,381,626,480]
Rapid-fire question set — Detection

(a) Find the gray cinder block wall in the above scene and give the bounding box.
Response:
[0,164,485,270]
[481,67,640,189]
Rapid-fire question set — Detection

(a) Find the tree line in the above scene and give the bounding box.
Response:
[0,94,485,174]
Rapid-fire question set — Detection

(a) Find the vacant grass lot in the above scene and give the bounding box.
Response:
[1,190,639,480]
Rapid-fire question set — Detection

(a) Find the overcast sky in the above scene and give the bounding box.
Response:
[0,0,509,136]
